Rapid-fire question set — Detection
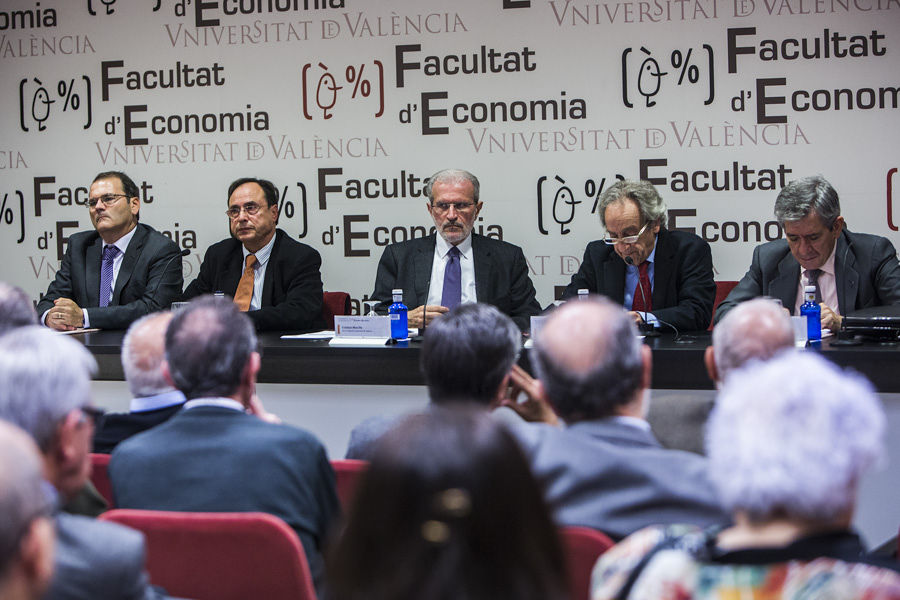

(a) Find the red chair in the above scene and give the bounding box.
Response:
[322,291,351,329]
[330,459,368,512]
[709,280,739,330]
[559,526,615,600]
[99,509,316,600]
[89,453,114,508]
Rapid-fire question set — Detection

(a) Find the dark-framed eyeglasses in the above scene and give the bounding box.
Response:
[226,203,263,219]
[87,194,129,208]
[602,222,649,245]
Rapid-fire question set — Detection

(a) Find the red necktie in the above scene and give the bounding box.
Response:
[631,261,652,312]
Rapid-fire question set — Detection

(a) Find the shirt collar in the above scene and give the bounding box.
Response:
[183,397,245,412]
[105,225,137,254]
[130,389,186,413]
[810,241,837,277]
[242,231,276,267]
[435,232,473,260]
[609,415,652,432]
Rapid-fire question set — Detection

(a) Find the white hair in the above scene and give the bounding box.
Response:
[706,351,884,523]
[122,311,174,398]
[712,298,795,382]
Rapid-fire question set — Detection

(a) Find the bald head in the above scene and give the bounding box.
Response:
[710,298,794,383]
[122,312,174,398]
[0,283,36,335]
[532,298,645,422]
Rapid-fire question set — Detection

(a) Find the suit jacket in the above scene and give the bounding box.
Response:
[36,223,183,330]
[714,229,900,324]
[183,228,324,332]
[109,405,340,593]
[508,419,728,541]
[48,512,165,600]
[371,233,541,330]
[92,401,185,454]
[562,228,716,331]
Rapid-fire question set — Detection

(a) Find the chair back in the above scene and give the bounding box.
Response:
[709,280,739,330]
[322,291,351,329]
[99,509,317,600]
[330,459,368,512]
[559,526,615,600]
[89,452,114,507]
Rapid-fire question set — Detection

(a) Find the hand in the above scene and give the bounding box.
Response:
[46,298,84,331]
[499,365,559,425]
[819,303,842,332]
[626,311,644,326]
[407,304,450,329]
[246,394,282,424]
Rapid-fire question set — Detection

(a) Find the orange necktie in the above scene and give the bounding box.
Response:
[234,254,257,311]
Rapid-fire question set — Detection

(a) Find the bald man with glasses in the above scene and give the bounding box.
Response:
[561,179,715,332]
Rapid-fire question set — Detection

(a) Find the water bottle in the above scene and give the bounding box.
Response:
[799,285,821,341]
[388,289,408,340]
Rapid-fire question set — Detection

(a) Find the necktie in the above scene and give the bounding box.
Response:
[99,245,120,307]
[441,246,462,310]
[806,269,822,304]
[234,254,257,311]
[631,261,652,313]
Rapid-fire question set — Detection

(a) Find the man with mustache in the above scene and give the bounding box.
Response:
[371,168,540,331]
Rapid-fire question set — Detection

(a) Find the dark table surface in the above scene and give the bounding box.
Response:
[75,330,900,393]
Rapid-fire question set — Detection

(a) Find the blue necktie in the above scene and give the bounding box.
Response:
[441,246,462,310]
[99,245,120,307]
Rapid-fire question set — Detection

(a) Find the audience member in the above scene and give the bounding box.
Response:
[591,352,900,599]
[508,298,727,540]
[93,312,185,453]
[0,327,166,600]
[0,282,37,334]
[329,407,568,600]
[0,420,55,600]
[109,296,339,592]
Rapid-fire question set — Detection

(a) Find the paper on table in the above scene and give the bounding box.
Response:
[57,328,100,335]
[281,330,334,339]
[328,337,389,347]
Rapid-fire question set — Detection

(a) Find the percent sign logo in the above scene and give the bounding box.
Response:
[301,61,385,120]
[536,175,623,235]
[1,192,26,244]
[622,45,714,108]
[278,183,309,239]
[19,75,93,132]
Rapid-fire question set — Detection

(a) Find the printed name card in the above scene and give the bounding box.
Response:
[333,316,391,338]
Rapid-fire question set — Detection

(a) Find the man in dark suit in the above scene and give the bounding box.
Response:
[715,175,900,328]
[562,179,715,331]
[372,169,540,331]
[36,171,182,331]
[0,327,165,600]
[507,298,727,540]
[183,177,324,332]
[109,296,339,593]
[92,311,185,454]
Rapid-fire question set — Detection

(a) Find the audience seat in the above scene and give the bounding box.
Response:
[322,291,351,329]
[560,526,615,600]
[709,280,739,330]
[89,453,114,507]
[330,459,368,512]
[99,509,316,600]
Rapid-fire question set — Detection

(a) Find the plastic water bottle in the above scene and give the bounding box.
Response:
[799,285,821,341]
[388,289,408,340]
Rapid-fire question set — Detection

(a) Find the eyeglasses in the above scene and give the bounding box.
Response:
[87,194,128,208]
[602,222,649,245]
[226,203,263,219]
[431,202,475,214]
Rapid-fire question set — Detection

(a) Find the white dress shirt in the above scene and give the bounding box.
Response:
[793,245,839,316]
[426,234,477,307]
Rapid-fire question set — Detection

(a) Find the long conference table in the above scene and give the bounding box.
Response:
[77,330,900,393]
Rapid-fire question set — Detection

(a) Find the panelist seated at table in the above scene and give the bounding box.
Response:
[183,177,324,332]
[371,168,541,331]
[561,179,715,332]
[714,175,900,330]
[36,170,183,332]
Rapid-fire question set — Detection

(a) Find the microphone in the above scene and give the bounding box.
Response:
[149,248,189,308]
[625,256,660,338]
[417,267,434,339]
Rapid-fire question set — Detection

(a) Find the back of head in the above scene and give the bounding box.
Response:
[597,179,666,228]
[707,352,884,524]
[165,296,256,400]
[774,175,840,227]
[421,303,520,406]
[0,327,95,452]
[532,298,643,422]
[0,283,37,335]
[328,407,566,600]
[712,298,794,382]
[122,311,174,398]
[0,420,54,597]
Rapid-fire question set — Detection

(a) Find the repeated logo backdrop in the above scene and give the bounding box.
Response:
[1,0,898,315]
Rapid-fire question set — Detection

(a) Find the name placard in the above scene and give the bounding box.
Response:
[334,315,391,338]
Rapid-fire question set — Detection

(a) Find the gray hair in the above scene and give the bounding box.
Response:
[0,327,96,452]
[122,311,174,398]
[707,352,884,523]
[531,297,643,422]
[424,169,480,203]
[774,175,841,228]
[165,296,257,400]
[421,303,520,406]
[0,420,51,576]
[712,298,795,382]
[598,180,667,229]
[0,282,37,335]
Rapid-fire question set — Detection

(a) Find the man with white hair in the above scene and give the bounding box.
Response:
[0,327,166,600]
[93,311,185,453]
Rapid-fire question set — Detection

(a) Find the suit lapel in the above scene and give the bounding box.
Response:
[111,225,146,304]
[651,230,674,308]
[413,236,436,305]
[223,243,245,296]
[602,252,626,305]
[834,232,858,312]
[260,231,280,306]
[772,254,801,311]
[472,235,494,303]
[84,236,103,307]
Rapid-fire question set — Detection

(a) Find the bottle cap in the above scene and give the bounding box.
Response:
[392,288,402,295]
[804,285,816,293]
